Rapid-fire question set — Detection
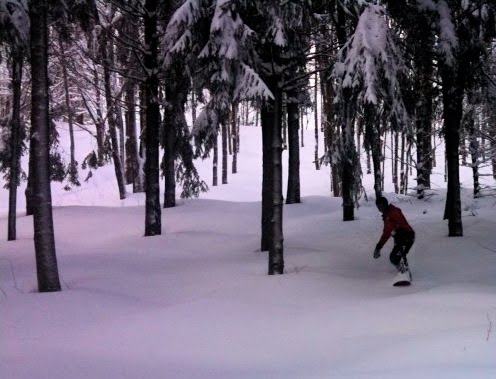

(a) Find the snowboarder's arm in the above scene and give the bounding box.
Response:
[376,218,394,249]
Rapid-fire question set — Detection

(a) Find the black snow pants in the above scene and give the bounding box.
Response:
[389,229,415,267]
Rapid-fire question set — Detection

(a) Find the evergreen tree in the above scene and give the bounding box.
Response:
[0,0,29,241]
[331,3,408,218]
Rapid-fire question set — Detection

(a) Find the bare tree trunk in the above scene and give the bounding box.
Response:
[125,80,143,192]
[8,50,23,241]
[29,0,61,292]
[162,67,188,208]
[144,0,161,236]
[222,122,228,184]
[213,134,218,186]
[261,104,272,252]
[231,102,238,174]
[99,23,126,200]
[393,131,399,194]
[400,134,406,194]
[300,108,304,147]
[87,33,106,166]
[162,111,176,208]
[191,90,197,125]
[314,71,320,170]
[466,91,480,198]
[286,96,300,204]
[341,89,355,221]
[440,62,463,237]
[364,104,382,199]
[267,77,284,275]
[58,36,79,187]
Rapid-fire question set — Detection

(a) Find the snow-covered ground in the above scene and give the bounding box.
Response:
[1,123,496,378]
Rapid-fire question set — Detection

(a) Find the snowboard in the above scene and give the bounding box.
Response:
[393,270,412,287]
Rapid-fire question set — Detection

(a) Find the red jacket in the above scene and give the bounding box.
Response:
[376,204,413,249]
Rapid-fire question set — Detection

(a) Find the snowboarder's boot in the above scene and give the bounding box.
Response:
[396,256,409,274]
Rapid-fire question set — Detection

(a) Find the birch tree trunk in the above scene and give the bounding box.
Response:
[8,50,23,241]
[144,0,161,236]
[29,0,61,292]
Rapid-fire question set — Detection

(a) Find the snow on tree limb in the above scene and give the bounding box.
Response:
[332,4,408,128]
[436,0,458,66]
[0,0,29,47]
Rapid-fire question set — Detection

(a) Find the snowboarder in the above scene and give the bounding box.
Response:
[373,197,415,276]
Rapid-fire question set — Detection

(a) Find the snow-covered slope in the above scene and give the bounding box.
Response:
[1,124,496,378]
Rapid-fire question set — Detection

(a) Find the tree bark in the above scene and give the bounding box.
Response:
[144,0,161,236]
[466,91,480,198]
[125,79,143,192]
[267,77,284,275]
[231,102,238,174]
[414,50,433,199]
[29,0,62,292]
[99,25,126,200]
[261,103,273,252]
[59,36,79,186]
[286,98,300,204]
[314,71,320,170]
[222,122,228,184]
[213,134,218,186]
[364,104,382,199]
[440,64,463,236]
[163,70,188,208]
[341,89,355,221]
[8,50,23,241]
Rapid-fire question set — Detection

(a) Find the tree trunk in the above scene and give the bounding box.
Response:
[321,69,340,197]
[232,102,238,174]
[466,91,480,198]
[191,90,197,125]
[213,134,218,186]
[59,36,79,187]
[286,98,300,204]
[261,103,273,252]
[87,33,106,166]
[341,90,355,221]
[415,69,433,199]
[400,133,406,194]
[29,0,61,292]
[125,80,143,192]
[25,135,35,216]
[440,62,463,237]
[163,72,188,208]
[393,131,399,194]
[268,79,284,275]
[300,108,304,147]
[222,122,228,184]
[99,27,126,200]
[8,50,23,241]
[314,71,320,170]
[144,0,161,236]
[364,104,382,199]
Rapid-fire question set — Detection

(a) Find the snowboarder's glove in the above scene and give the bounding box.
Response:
[373,248,381,259]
